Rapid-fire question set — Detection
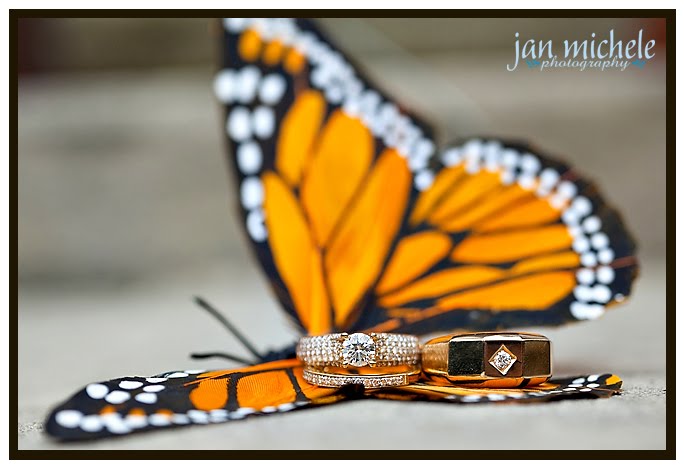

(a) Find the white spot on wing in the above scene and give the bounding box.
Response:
[582,215,602,233]
[135,393,157,404]
[597,248,615,264]
[227,107,252,142]
[277,402,296,412]
[576,268,595,285]
[167,372,189,379]
[224,18,249,33]
[441,148,462,167]
[596,266,615,284]
[236,66,261,103]
[573,285,593,302]
[518,173,536,190]
[80,415,104,432]
[102,413,130,435]
[145,377,167,383]
[572,236,590,253]
[237,141,262,175]
[187,410,209,424]
[214,70,236,103]
[572,196,593,216]
[538,168,560,190]
[171,414,190,425]
[125,414,148,429]
[520,153,540,173]
[252,106,275,139]
[149,414,172,427]
[86,383,109,400]
[55,410,82,428]
[118,380,143,390]
[557,181,578,199]
[580,252,598,267]
[570,301,605,320]
[105,390,130,404]
[240,177,264,210]
[500,148,519,168]
[414,170,434,191]
[246,209,267,242]
[562,208,580,225]
[259,74,286,104]
[592,285,612,303]
[591,232,610,250]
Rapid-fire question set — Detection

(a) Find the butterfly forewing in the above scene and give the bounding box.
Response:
[217,18,438,334]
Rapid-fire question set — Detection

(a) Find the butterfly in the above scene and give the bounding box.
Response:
[45,18,637,441]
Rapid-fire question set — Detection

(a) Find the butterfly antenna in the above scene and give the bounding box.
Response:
[193,296,264,361]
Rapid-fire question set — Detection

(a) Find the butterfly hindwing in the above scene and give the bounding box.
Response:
[45,359,350,441]
[46,358,620,440]
[359,138,638,334]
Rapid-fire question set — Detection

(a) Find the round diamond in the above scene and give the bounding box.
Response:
[492,351,512,371]
[342,333,376,367]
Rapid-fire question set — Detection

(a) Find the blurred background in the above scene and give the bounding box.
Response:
[18,18,667,450]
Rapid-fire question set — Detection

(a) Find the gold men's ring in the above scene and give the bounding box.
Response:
[421,332,552,388]
[296,332,420,368]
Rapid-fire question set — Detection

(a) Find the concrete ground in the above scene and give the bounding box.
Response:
[17,23,667,449]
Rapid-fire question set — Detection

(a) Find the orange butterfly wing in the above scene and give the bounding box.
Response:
[45,359,621,440]
[45,359,349,440]
[217,19,637,336]
[218,18,436,334]
[363,138,638,334]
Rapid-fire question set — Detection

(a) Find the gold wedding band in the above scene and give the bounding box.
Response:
[302,367,421,389]
[421,332,551,388]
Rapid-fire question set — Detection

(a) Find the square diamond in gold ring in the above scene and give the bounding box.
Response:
[488,344,517,375]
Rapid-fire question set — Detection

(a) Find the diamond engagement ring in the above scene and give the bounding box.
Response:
[297,333,421,388]
[421,332,551,388]
[296,333,420,368]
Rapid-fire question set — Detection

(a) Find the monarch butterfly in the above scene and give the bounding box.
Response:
[45,18,637,441]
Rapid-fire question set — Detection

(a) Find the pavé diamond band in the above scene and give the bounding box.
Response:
[296,332,420,368]
[421,332,551,388]
[302,366,421,389]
